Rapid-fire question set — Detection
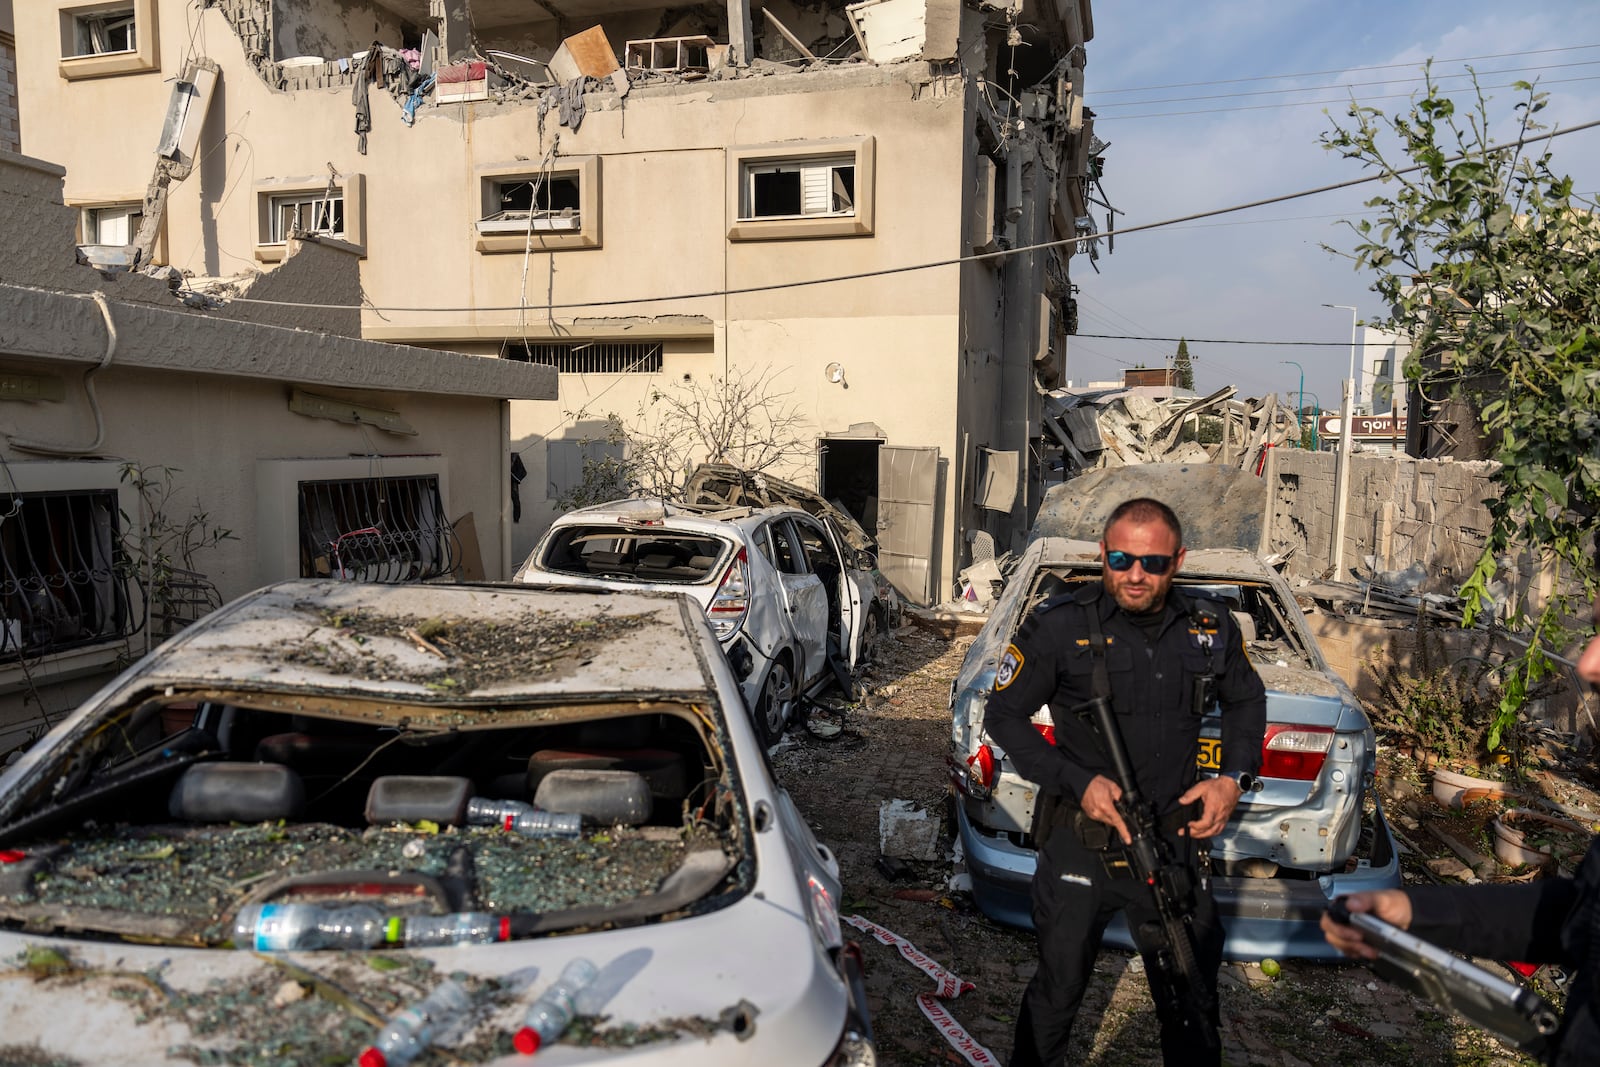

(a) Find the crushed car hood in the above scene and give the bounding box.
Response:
[682,464,875,554]
[131,581,716,705]
[0,885,843,1067]
[1031,463,1268,553]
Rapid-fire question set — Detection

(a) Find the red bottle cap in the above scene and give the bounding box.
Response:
[513,1027,541,1055]
[358,1047,387,1067]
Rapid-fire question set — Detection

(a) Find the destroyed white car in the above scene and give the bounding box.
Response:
[519,498,878,745]
[0,581,873,1066]
[949,465,1401,960]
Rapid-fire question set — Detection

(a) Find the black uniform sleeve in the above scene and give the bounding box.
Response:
[1215,612,1267,777]
[983,610,1095,801]
[1405,878,1576,964]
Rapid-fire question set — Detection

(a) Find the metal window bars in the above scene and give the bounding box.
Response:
[299,475,460,583]
[0,490,136,660]
[501,341,664,374]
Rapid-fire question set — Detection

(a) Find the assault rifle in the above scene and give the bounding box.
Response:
[1326,898,1558,1056]
[1075,695,1219,1056]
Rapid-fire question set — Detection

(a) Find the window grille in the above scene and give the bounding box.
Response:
[0,490,134,659]
[298,474,458,583]
[501,341,663,374]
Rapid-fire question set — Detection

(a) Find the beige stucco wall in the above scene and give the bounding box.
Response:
[16,1,987,601]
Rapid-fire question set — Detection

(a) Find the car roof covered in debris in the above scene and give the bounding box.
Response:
[132,580,717,704]
[1031,463,1268,553]
[682,462,876,553]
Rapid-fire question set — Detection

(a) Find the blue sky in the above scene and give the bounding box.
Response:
[1069,1,1600,411]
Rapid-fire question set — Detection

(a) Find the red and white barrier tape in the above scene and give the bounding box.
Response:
[845,914,1000,1067]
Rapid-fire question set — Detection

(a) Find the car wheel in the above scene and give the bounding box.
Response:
[754,654,795,748]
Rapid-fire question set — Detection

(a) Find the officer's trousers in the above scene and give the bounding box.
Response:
[1009,821,1224,1067]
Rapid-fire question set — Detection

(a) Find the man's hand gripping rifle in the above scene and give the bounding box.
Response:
[1076,694,1219,1057]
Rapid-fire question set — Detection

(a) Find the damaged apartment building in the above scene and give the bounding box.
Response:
[15,0,1102,605]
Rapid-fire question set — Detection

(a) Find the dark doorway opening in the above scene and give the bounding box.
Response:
[819,438,882,538]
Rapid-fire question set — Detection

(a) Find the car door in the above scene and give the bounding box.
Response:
[795,515,868,669]
[766,518,827,684]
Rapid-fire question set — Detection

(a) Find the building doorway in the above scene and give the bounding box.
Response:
[818,437,881,535]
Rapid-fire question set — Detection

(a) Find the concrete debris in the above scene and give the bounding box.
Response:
[878,799,942,861]
[1041,386,1298,482]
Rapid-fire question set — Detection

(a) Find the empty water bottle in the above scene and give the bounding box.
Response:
[466,797,532,826]
[357,978,472,1067]
[513,958,599,1055]
[466,797,581,839]
[401,912,510,947]
[233,902,387,951]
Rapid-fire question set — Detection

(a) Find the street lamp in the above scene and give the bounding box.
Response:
[1321,303,1360,580]
[1300,391,1323,451]
[1280,360,1304,445]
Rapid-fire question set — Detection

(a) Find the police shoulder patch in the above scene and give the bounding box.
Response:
[995,645,1025,690]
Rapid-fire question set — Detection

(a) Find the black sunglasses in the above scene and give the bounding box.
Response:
[1105,550,1175,575]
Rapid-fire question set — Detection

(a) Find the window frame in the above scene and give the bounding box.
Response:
[726,136,874,241]
[0,460,139,695]
[253,174,366,262]
[255,456,451,588]
[475,157,601,253]
[57,0,159,80]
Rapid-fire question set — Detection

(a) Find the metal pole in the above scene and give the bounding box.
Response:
[1281,360,1304,447]
[1322,305,1359,581]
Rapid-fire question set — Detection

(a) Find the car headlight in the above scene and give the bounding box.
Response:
[826,1029,876,1067]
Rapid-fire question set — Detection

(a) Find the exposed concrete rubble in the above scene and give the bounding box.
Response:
[1041,386,1298,481]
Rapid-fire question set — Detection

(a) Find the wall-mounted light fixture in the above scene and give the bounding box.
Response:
[824,361,847,387]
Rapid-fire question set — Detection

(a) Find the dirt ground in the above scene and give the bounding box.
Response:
[771,621,1557,1067]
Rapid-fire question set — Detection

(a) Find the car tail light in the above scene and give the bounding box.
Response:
[964,744,996,794]
[707,549,750,639]
[1260,723,1334,780]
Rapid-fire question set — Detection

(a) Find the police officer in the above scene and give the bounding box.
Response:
[988,497,1267,1066]
[1322,594,1600,1065]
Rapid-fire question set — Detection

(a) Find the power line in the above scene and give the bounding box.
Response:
[1090,59,1600,109]
[1094,44,1600,95]
[1093,75,1600,120]
[217,114,1600,315]
[1075,332,1396,347]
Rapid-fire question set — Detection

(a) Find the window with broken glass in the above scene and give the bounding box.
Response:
[741,156,855,220]
[479,174,582,233]
[268,192,344,243]
[68,6,136,56]
[0,489,135,660]
[298,475,458,583]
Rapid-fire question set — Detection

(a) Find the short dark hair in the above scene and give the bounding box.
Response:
[1103,498,1183,547]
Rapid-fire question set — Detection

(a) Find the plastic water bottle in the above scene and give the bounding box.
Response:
[233,902,387,951]
[401,912,510,947]
[513,958,599,1055]
[357,978,472,1067]
[466,797,582,839]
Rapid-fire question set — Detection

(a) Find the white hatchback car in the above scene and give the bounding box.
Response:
[518,499,877,746]
[0,581,873,1066]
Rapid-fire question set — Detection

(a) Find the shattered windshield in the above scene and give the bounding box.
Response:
[539,527,731,583]
[0,696,747,947]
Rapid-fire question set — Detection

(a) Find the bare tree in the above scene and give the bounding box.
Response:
[562,365,812,505]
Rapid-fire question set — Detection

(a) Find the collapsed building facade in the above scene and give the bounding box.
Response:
[15,0,1102,605]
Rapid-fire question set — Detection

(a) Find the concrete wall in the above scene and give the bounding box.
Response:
[0,144,557,743]
[0,4,17,156]
[272,0,417,61]
[1267,448,1505,594]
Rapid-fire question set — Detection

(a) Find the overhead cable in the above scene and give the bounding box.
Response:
[216,115,1600,316]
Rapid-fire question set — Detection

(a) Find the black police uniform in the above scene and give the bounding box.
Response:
[1404,836,1600,1065]
[985,581,1267,1067]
